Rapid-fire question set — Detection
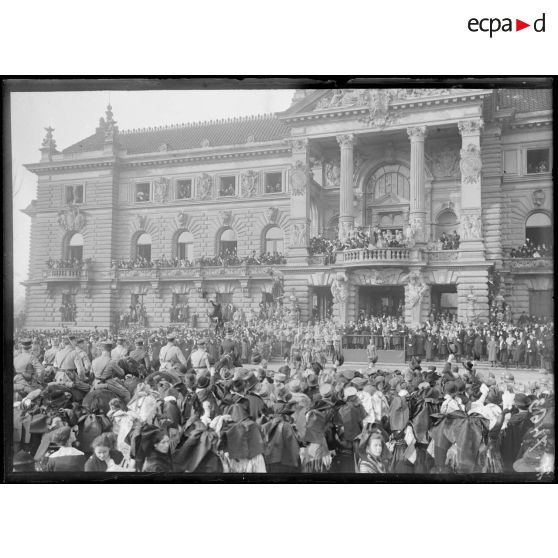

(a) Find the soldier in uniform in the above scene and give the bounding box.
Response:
[91,341,126,383]
[111,336,129,360]
[75,338,92,380]
[14,338,45,391]
[189,338,211,376]
[129,338,151,373]
[42,338,60,382]
[159,333,188,370]
[53,336,81,387]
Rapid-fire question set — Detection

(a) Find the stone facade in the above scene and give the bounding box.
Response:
[22,89,553,328]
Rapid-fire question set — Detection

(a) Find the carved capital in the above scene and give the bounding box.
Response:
[458,118,483,135]
[407,126,427,141]
[286,138,309,151]
[336,134,354,148]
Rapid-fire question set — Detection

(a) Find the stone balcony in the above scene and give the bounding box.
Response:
[111,263,281,282]
[43,267,88,282]
[504,257,553,273]
[426,249,460,263]
[338,247,417,266]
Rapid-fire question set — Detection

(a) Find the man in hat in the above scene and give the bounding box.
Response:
[159,333,188,370]
[111,336,129,360]
[42,338,60,382]
[189,338,211,376]
[129,338,151,372]
[220,327,240,366]
[91,341,125,382]
[500,392,533,472]
[14,338,45,379]
[244,371,267,421]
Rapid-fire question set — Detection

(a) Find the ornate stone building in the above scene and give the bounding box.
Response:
[22,88,553,329]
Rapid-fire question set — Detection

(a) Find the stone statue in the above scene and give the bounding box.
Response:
[153,177,169,203]
[291,223,307,247]
[460,215,472,240]
[471,215,482,238]
[325,161,341,187]
[331,275,348,303]
[196,173,213,200]
[407,272,427,308]
[241,170,258,197]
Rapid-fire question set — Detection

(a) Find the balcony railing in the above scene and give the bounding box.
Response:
[339,248,412,264]
[505,257,553,272]
[43,267,87,281]
[112,263,281,281]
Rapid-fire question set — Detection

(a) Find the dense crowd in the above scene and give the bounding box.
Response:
[509,239,552,258]
[13,321,554,474]
[46,258,83,271]
[309,227,408,260]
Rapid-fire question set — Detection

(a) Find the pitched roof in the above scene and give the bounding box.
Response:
[498,89,552,113]
[62,114,290,155]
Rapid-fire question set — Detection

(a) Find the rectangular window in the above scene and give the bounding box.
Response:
[529,291,553,318]
[135,183,150,202]
[65,184,84,204]
[264,172,282,194]
[176,179,192,199]
[219,176,236,197]
[527,148,550,174]
[503,150,518,175]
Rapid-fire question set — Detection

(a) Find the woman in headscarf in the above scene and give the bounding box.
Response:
[357,424,391,473]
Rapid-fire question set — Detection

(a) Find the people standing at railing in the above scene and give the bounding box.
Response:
[509,239,552,258]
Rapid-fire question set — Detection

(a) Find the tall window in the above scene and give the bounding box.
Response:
[366,164,410,201]
[264,172,282,194]
[526,212,552,247]
[135,183,150,202]
[219,228,237,256]
[219,176,236,197]
[68,233,84,262]
[176,179,192,199]
[136,233,152,261]
[264,226,284,254]
[177,231,194,261]
[65,184,84,205]
[527,148,550,174]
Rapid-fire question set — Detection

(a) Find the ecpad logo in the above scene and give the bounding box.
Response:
[468,13,546,37]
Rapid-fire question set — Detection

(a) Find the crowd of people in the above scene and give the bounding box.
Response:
[46,258,83,271]
[437,231,460,250]
[509,239,552,258]
[13,316,554,475]
[309,227,409,261]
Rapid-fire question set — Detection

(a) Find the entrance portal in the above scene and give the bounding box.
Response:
[358,286,405,319]
[311,287,333,321]
[431,284,457,318]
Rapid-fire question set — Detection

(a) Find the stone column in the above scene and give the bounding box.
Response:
[458,118,485,259]
[287,138,310,263]
[336,134,354,239]
[407,126,427,244]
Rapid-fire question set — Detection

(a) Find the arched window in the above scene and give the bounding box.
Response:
[366,164,410,201]
[264,226,284,254]
[526,212,552,247]
[136,233,152,261]
[177,231,194,261]
[436,209,459,239]
[68,233,83,262]
[219,228,237,256]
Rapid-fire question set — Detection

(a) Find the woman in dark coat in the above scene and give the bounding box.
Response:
[425,335,434,361]
[438,335,448,359]
[405,332,415,362]
[512,340,521,368]
[84,433,124,472]
[473,334,483,361]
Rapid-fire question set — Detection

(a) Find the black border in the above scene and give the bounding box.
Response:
[2,76,556,484]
